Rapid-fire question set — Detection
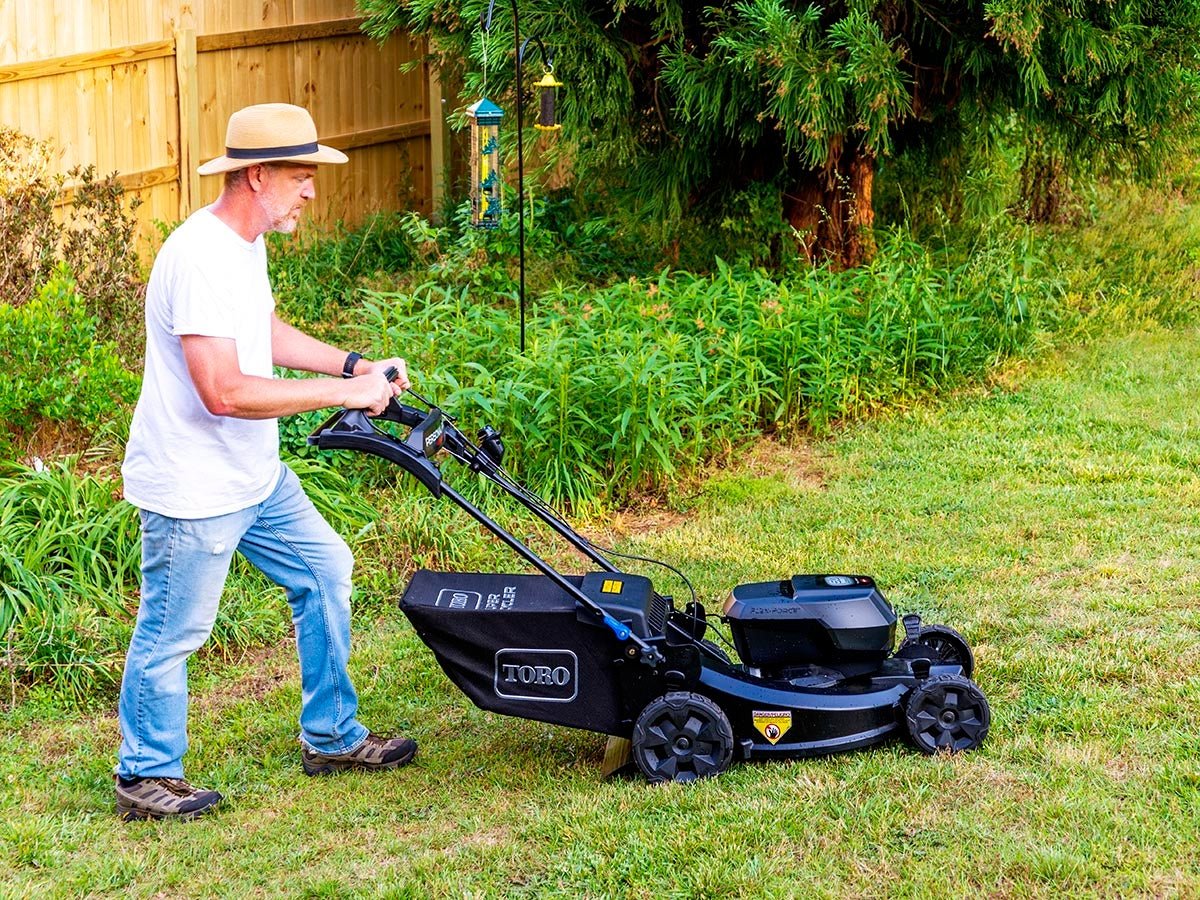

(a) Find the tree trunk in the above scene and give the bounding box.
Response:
[783,144,877,269]
[1019,151,1068,224]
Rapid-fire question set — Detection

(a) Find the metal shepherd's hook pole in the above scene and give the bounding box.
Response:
[484,0,527,353]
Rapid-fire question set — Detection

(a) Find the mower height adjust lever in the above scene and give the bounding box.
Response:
[591,609,663,666]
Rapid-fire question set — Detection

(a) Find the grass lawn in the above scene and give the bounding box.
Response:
[2,324,1199,898]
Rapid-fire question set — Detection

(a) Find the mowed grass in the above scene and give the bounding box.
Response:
[3,325,1200,898]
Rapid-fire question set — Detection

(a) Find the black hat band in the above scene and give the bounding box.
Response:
[225,141,319,160]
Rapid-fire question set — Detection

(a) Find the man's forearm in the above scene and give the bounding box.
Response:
[181,330,387,420]
[271,314,363,376]
[198,371,357,420]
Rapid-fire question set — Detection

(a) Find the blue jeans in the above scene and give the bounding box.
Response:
[117,464,368,778]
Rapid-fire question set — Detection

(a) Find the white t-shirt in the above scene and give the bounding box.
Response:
[122,207,281,518]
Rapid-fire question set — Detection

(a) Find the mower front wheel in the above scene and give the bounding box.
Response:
[632,691,734,784]
[905,674,990,754]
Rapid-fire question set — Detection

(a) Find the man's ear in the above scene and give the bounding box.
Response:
[246,164,267,192]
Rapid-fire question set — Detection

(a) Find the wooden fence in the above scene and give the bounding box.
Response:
[0,0,450,250]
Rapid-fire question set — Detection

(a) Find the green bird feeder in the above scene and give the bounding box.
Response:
[467,98,505,229]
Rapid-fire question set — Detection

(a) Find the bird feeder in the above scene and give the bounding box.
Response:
[533,68,563,132]
[467,98,505,229]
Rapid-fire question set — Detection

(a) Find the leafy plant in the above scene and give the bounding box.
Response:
[355,225,1055,508]
[0,456,140,701]
[267,212,417,336]
[0,128,145,347]
[0,266,139,447]
[0,451,391,702]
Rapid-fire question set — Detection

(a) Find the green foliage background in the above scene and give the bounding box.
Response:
[360,0,1200,243]
[354,227,1045,507]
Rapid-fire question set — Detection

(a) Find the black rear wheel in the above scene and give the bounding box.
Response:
[898,624,975,678]
[631,692,734,784]
[905,674,990,754]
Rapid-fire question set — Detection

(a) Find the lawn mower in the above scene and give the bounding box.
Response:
[308,381,991,783]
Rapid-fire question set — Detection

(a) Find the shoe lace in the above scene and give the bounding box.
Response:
[157,778,199,796]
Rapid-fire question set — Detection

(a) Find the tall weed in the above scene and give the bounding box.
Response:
[268,212,418,336]
[0,454,385,702]
[0,458,139,701]
[1047,183,1200,330]
[356,227,1052,507]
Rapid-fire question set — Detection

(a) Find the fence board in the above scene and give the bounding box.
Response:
[55,164,180,206]
[326,121,432,151]
[0,3,17,66]
[198,19,365,53]
[2,0,442,252]
[0,41,175,85]
[14,3,35,140]
[175,27,200,220]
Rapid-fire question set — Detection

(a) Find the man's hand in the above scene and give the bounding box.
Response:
[341,371,397,417]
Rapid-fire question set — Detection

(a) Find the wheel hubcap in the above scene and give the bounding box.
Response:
[634,696,733,782]
[910,682,988,752]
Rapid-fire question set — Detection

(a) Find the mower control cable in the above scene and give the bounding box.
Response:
[372,373,676,666]
[440,425,702,609]
[450,431,742,656]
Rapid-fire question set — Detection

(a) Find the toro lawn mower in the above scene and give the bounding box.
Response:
[308,384,991,783]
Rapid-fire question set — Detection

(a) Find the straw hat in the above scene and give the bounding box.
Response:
[197,103,348,176]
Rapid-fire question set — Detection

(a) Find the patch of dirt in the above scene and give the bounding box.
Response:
[191,641,296,712]
[735,436,830,490]
[587,503,687,544]
[6,420,117,474]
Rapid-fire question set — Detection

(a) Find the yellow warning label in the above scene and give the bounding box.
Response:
[752,710,792,745]
[601,579,623,594]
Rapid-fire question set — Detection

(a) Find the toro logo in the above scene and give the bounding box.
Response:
[494,649,578,703]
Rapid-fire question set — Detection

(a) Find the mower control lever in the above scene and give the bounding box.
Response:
[374,397,426,428]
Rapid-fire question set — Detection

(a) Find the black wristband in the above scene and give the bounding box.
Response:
[341,351,363,379]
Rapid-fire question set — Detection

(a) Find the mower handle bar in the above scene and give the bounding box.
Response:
[305,395,664,665]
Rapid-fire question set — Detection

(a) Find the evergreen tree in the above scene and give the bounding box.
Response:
[361,1,1200,266]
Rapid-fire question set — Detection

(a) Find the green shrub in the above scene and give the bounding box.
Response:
[0,128,145,348]
[356,227,1053,508]
[0,266,139,443]
[0,130,60,306]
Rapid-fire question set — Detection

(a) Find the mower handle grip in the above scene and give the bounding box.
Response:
[306,402,446,497]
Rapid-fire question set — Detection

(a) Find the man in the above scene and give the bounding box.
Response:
[116,103,416,821]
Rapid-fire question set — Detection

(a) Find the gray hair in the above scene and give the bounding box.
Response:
[224,167,251,191]
[224,162,306,192]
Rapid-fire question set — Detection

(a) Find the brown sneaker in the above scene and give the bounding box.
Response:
[301,733,417,776]
[115,775,222,821]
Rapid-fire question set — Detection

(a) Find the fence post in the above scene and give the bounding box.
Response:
[174,26,200,221]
